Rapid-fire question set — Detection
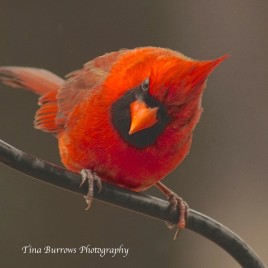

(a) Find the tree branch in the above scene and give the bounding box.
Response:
[0,139,266,268]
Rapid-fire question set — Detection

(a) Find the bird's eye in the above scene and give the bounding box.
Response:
[141,78,150,92]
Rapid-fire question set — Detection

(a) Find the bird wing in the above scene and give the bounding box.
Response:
[55,49,127,128]
[0,50,127,133]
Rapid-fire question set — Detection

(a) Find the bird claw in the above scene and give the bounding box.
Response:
[80,169,102,210]
[166,194,189,240]
[155,181,189,240]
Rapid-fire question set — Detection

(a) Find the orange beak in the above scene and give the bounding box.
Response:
[129,100,159,135]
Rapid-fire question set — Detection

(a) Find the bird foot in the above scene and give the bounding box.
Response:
[155,182,189,240]
[166,193,189,240]
[80,169,102,210]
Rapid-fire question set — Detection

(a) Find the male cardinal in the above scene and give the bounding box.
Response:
[0,47,227,238]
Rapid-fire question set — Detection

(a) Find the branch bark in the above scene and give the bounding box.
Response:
[0,139,266,268]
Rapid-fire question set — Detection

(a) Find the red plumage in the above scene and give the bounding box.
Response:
[0,47,227,192]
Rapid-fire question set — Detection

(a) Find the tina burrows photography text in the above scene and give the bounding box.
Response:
[21,244,129,257]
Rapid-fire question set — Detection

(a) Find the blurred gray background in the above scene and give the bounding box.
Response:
[0,1,267,267]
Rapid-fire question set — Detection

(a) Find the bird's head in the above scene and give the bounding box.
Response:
[107,47,228,149]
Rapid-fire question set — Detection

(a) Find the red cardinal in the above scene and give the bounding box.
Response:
[0,47,227,238]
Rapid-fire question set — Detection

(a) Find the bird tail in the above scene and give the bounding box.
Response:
[0,66,64,95]
[0,66,65,133]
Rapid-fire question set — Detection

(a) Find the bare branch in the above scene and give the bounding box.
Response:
[0,139,266,268]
